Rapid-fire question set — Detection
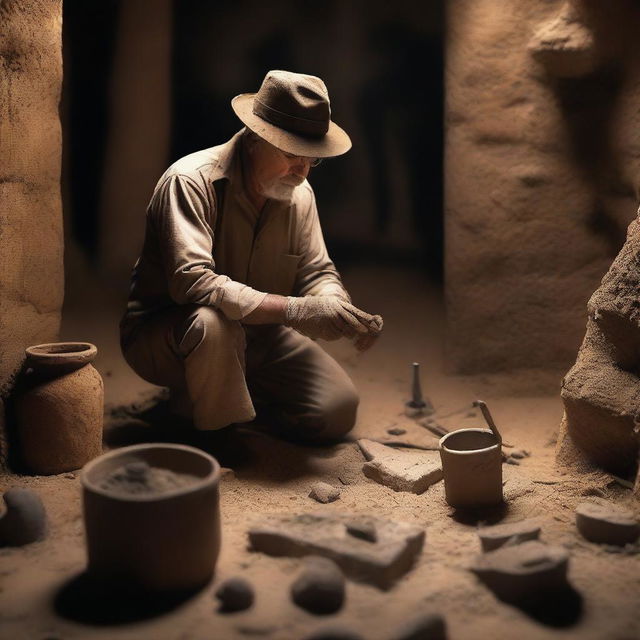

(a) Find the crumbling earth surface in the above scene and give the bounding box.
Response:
[1,266,639,639]
[560,214,640,489]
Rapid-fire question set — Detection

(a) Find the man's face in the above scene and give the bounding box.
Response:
[249,139,314,201]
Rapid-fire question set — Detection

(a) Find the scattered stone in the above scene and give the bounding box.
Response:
[346,520,377,543]
[387,427,407,436]
[248,513,425,589]
[357,439,443,494]
[470,541,570,603]
[505,457,520,465]
[509,449,530,459]
[390,612,447,640]
[291,556,345,614]
[0,488,47,546]
[576,501,640,546]
[215,576,255,612]
[478,519,541,552]
[309,482,341,504]
[301,625,363,640]
[63,472,76,479]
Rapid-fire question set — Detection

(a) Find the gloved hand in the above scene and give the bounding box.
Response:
[285,295,383,343]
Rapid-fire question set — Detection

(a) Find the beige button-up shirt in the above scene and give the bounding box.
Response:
[123,129,348,332]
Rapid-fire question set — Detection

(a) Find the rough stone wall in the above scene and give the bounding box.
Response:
[560,214,640,483]
[0,1,64,464]
[445,0,640,375]
[98,0,171,293]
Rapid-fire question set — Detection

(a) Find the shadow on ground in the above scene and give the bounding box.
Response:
[54,571,202,625]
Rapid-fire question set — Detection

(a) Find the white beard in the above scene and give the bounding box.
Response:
[260,176,304,201]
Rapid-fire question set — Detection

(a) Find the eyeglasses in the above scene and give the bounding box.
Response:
[278,148,323,168]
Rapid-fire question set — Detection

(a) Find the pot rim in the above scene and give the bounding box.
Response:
[26,342,97,362]
[439,428,501,455]
[81,443,221,502]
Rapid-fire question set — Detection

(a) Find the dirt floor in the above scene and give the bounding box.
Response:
[1,264,639,640]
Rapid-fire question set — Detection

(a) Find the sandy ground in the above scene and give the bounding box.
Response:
[1,264,639,640]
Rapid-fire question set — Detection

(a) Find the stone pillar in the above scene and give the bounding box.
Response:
[0,1,64,465]
[445,0,640,375]
[98,0,172,291]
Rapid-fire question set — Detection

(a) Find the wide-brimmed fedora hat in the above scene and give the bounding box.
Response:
[231,70,352,158]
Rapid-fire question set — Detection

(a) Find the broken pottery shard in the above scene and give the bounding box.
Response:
[215,576,255,612]
[0,488,47,547]
[291,556,345,615]
[470,541,570,603]
[248,513,425,590]
[390,612,447,640]
[575,501,640,546]
[357,439,443,494]
[309,482,341,504]
[478,519,541,552]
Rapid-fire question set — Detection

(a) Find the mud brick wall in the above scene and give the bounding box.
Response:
[445,0,640,374]
[0,1,64,465]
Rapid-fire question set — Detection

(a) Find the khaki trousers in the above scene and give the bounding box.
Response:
[120,305,359,442]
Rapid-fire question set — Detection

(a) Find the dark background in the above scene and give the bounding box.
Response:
[62,0,444,282]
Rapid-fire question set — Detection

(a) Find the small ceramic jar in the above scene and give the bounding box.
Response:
[14,342,103,475]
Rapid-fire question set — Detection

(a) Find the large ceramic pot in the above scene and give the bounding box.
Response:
[14,342,103,475]
[81,443,222,593]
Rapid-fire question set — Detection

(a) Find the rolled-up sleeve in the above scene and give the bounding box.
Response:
[149,174,266,319]
[295,188,350,302]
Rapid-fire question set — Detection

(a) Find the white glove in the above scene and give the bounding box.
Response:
[285,296,383,342]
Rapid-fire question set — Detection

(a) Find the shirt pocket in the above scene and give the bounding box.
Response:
[274,253,302,295]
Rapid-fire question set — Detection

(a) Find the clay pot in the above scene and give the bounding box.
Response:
[81,443,221,593]
[439,428,503,509]
[13,342,104,475]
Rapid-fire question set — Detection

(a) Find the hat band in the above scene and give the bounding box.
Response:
[253,98,329,137]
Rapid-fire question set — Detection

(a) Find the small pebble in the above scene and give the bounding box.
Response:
[125,461,150,478]
[387,427,407,436]
[0,488,47,546]
[509,449,530,459]
[505,457,520,465]
[309,482,340,504]
[291,556,345,614]
[301,625,363,640]
[390,612,447,640]
[215,576,254,612]
[346,520,377,543]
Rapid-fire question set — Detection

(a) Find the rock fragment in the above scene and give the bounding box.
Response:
[576,501,640,546]
[291,556,345,614]
[215,576,255,612]
[390,612,447,640]
[0,488,47,546]
[387,427,407,436]
[301,625,363,640]
[248,513,424,589]
[309,482,341,504]
[346,520,377,543]
[470,541,570,603]
[509,449,530,459]
[478,519,541,552]
[357,439,443,494]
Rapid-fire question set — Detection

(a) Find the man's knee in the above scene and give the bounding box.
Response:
[174,306,244,358]
[303,382,359,442]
